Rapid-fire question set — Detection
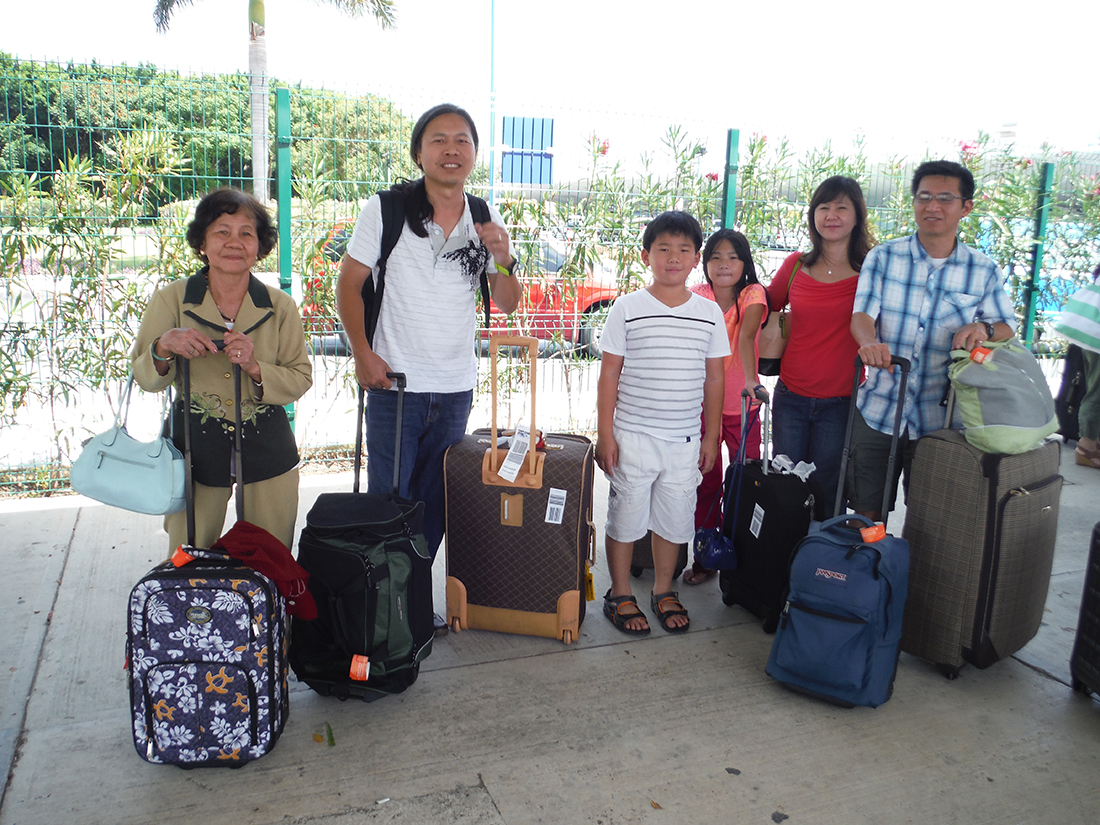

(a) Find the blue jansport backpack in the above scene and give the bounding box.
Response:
[765,514,909,708]
[765,355,911,708]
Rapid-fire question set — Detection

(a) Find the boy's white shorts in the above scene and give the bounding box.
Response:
[604,428,702,545]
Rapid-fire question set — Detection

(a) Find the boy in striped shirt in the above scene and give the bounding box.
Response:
[596,211,730,635]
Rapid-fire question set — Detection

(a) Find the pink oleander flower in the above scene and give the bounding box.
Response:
[705,172,719,182]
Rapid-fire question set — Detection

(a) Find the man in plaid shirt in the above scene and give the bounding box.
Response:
[847,160,1016,522]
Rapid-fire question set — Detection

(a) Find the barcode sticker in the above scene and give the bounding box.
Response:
[497,426,530,483]
[545,487,567,524]
[750,503,765,539]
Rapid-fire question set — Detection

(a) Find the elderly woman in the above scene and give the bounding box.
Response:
[133,187,313,552]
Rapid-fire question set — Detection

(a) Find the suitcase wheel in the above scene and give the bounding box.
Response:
[1071,676,1092,696]
[936,663,961,681]
[719,577,736,606]
[630,565,642,579]
[562,630,573,645]
[761,611,779,635]
[451,617,462,634]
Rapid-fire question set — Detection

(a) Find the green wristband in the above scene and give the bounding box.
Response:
[151,338,173,362]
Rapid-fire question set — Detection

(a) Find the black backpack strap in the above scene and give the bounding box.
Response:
[467,194,493,330]
[361,188,406,348]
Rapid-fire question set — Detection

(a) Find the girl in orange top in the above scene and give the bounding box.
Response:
[684,229,768,585]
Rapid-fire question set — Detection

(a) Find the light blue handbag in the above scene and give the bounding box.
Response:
[69,374,186,515]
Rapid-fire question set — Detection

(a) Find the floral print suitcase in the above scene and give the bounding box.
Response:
[127,551,288,766]
[125,359,289,766]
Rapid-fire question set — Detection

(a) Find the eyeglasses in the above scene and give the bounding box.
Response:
[914,192,970,204]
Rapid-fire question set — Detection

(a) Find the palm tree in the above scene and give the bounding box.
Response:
[153,0,396,201]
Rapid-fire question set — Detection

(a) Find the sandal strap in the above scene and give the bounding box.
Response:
[652,591,688,617]
[606,593,645,621]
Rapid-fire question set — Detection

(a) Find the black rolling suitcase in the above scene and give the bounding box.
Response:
[1055,344,1087,442]
[290,374,435,700]
[1071,523,1100,696]
[127,361,289,766]
[719,390,824,632]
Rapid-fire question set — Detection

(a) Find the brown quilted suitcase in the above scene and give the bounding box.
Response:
[901,429,1062,677]
[630,532,688,580]
[444,336,595,644]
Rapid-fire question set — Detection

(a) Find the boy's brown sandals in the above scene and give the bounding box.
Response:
[651,591,690,633]
[603,589,651,636]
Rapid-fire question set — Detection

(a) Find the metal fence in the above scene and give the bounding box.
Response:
[2,57,1099,493]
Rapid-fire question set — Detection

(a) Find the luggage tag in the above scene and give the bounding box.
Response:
[970,346,993,364]
[497,425,532,483]
[349,654,370,682]
[860,522,886,543]
[585,519,597,601]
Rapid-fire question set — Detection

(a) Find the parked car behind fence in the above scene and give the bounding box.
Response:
[306,221,623,358]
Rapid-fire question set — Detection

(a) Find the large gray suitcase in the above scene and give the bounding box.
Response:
[901,430,1062,677]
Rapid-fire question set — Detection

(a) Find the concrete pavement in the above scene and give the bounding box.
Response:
[1,445,1098,825]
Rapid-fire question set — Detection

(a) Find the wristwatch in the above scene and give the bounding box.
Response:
[495,258,519,277]
[980,320,995,340]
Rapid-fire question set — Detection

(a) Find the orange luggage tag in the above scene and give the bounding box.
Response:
[860,523,886,543]
[349,655,370,682]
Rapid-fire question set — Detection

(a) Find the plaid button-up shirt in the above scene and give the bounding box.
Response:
[853,233,1016,439]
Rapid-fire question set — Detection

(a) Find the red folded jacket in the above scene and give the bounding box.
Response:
[212,520,318,620]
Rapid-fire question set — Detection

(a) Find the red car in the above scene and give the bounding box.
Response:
[487,243,621,355]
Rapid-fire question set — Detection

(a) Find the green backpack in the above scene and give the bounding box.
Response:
[947,336,1058,455]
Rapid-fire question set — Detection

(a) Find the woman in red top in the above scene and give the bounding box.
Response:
[766,176,874,511]
[684,229,768,585]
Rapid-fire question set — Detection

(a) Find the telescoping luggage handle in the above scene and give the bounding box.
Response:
[484,334,544,489]
[723,386,768,527]
[181,352,246,548]
[835,355,911,519]
[738,385,771,471]
[353,372,406,496]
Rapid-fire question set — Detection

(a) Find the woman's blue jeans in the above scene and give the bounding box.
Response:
[770,380,851,514]
[365,388,473,559]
